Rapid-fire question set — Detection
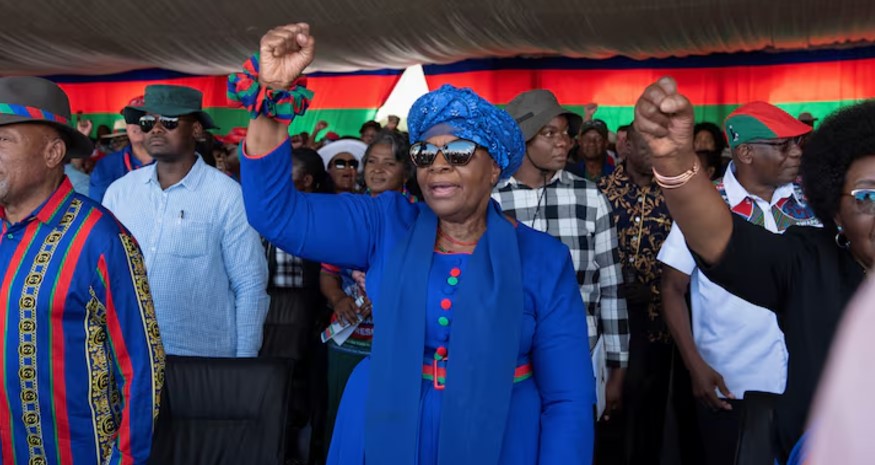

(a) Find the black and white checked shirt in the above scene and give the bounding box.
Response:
[270,245,306,288]
[493,170,630,367]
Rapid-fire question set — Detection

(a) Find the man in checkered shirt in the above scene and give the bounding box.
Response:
[492,89,629,419]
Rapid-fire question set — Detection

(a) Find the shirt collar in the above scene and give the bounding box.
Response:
[0,177,75,228]
[145,154,207,191]
[722,161,802,207]
[499,169,568,189]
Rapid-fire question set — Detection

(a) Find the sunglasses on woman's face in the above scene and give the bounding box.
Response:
[844,188,875,215]
[331,159,359,170]
[138,115,180,133]
[409,139,483,168]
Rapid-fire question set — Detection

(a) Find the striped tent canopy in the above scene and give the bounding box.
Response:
[51,69,402,139]
[9,1,875,136]
[423,47,875,130]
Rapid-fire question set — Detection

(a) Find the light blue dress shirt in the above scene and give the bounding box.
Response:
[64,163,90,196]
[103,155,269,357]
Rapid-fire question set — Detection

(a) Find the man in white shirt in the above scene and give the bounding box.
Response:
[104,85,269,358]
[658,101,820,465]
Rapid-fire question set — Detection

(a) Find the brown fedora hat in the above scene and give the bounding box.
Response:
[0,77,93,158]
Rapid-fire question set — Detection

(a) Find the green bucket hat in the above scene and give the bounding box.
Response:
[124,84,218,129]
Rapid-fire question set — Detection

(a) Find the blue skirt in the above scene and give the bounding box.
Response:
[327,356,544,465]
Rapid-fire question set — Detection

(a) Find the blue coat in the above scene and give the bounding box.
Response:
[240,139,595,465]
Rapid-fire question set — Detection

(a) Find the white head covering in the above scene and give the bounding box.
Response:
[317,139,367,171]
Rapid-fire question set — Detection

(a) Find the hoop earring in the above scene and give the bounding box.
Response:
[835,226,851,249]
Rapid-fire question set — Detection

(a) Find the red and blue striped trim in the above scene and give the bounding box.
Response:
[48,207,102,463]
[0,103,69,125]
[100,254,136,464]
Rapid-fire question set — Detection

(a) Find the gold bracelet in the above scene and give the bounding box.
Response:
[652,160,700,189]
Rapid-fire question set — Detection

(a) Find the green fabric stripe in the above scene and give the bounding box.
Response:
[77,99,857,141]
[234,84,260,100]
[75,108,378,140]
[208,107,378,139]
[45,190,73,225]
[561,100,861,132]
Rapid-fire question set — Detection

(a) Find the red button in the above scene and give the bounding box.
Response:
[436,346,448,358]
[450,268,461,277]
[440,299,452,310]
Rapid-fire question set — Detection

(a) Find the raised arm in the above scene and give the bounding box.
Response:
[634,77,733,265]
[246,23,316,156]
[239,24,403,269]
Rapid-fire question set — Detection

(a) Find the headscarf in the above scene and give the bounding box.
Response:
[407,84,525,180]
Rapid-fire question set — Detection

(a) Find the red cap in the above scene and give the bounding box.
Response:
[724,101,812,149]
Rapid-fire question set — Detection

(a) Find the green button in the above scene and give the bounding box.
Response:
[447,276,459,286]
[438,317,449,326]
[6,234,12,240]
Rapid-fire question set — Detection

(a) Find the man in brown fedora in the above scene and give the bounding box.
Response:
[0,76,164,464]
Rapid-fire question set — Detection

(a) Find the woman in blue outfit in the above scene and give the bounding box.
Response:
[239,24,595,465]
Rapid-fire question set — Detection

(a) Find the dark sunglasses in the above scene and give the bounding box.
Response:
[748,135,805,152]
[409,139,483,167]
[138,115,180,133]
[843,189,875,215]
[331,158,359,170]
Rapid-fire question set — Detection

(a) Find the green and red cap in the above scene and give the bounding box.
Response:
[723,101,812,150]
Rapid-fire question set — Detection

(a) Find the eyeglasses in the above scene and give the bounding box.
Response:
[842,188,875,215]
[748,135,805,152]
[330,159,359,170]
[409,139,483,167]
[138,115,180,133]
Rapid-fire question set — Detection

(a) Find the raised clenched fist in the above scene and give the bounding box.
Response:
[258,23,316,89]
[633,77,695,159]
[76,118,93,137]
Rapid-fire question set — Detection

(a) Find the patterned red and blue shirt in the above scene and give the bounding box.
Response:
[0,177,164,465]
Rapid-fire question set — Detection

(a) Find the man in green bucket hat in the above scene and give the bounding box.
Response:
[103,84,270,359]
[123,85,218,131]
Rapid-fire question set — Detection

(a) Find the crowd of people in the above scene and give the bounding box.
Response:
[0,22,872,465]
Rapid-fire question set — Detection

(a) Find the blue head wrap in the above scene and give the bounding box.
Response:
[407,84,525,180]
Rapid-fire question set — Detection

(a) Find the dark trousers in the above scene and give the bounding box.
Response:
[259,287,328,465]
[625,338,674,465]
[593,333,674,464]
[695,399,744,465]
[669,347,706,465]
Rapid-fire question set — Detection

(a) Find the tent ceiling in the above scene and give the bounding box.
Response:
[4,0,875,76]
